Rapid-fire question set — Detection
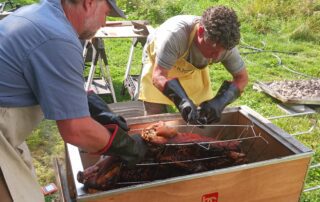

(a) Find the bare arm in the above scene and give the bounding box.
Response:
[56,117,110,153]
[231,67,248,93]
[152,64,170,92]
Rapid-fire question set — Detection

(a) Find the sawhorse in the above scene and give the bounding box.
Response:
[84,20,153,103]
[121,36,147,100]
[83,38,117,102]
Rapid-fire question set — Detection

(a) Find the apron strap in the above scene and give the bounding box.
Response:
[181,23,199,59]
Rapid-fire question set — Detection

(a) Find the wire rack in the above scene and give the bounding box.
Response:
[115,123,269,186]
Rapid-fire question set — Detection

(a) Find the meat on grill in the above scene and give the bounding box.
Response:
[77,121,248,192]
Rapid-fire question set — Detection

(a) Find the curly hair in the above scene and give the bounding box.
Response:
[201,6,241,50]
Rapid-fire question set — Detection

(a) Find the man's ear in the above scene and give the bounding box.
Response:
[83,0,95,11]
[198,26,205,38]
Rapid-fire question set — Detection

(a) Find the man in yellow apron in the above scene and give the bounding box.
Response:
[0,0,147,201]
[139,6,248,124]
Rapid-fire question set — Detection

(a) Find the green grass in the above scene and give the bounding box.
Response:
[7,0,317,200]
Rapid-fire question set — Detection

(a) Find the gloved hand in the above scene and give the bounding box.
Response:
[87,91,129,131]
[198,81,240,124]
[162,79,198,124]
[94,112,129,132]
[93,124,147,167]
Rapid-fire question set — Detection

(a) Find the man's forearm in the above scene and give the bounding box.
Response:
[57,117,111,153]
[152,64,170,91]
[232,67,248,92]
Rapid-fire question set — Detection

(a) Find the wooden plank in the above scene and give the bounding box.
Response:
[105,20,149,27]
[109,101,145,118]
[53,158,73,202]
[82,157,310,202]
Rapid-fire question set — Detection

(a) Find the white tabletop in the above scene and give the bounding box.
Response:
[94,21,154,38]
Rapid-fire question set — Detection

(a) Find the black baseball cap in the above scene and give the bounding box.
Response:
[107,0,126,18]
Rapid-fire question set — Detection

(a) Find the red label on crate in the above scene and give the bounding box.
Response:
[202,192,218,202]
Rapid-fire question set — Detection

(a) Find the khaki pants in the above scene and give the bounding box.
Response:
[0,106,45,202]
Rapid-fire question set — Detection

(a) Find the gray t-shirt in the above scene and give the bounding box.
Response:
[0,0,88,120]
[144,15,244,74]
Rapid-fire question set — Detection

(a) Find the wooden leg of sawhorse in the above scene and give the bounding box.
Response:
[96,41,117,103]
[121,37,146,100]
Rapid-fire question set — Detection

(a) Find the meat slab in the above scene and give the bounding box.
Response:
[77,121,248,192]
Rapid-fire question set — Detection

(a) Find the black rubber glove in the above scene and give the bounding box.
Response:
[198,81,240,124]
[162,79,198,124]
[87,92,129,131]
[96,124,147,167]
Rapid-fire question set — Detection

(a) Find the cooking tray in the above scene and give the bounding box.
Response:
[255,80,320,105]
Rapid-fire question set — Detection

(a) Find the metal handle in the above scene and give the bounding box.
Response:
[267,108,319,193]
[303,163,320,192]
[267,112,317,136]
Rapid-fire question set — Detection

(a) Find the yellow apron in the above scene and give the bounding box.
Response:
[0,106,45,202]
[139,24,214,106]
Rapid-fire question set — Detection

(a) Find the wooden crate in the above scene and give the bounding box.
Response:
[61,106,312,202]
